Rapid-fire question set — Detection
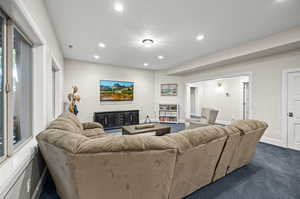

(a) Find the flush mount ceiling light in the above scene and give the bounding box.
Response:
[94,55,100,59]
[142,39,154,48]
[274,0,286,3]
[144,63,149,66]
[98,42,106,48]
[196,34,205,41]
[114,3,124,12]
[158,55,164,60]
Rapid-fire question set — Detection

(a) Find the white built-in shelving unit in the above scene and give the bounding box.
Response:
[159,104,179,123]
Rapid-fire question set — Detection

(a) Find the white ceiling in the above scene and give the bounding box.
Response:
[45,0,300,70]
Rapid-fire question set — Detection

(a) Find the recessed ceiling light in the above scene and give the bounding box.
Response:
[98,42,106,48]
[158,55,164,60]
[196,34,205,41]
[94,55,100,59]
[142,39,154,48]
[68,44,73,48]
[114,3,124,12]
[144,63,149,66]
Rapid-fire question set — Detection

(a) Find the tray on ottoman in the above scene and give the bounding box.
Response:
[122,124,171,136]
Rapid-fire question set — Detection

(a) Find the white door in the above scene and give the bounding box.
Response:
[287,72,300,150]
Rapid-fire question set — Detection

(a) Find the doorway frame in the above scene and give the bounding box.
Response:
[282,68,300,149]
[51,56,61,120]
[184,72,253,123]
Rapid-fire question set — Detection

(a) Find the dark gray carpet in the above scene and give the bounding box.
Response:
[39,123,300,199]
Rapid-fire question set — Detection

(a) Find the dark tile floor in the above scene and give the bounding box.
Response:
[39,123,300,199]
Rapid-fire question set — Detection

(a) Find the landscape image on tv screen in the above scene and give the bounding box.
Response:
[100,80,134,101]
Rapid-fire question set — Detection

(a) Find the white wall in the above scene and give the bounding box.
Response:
[182,50,300,147]
[64,61,187,123]
[64,59,155,122]
[154,71,185,122]
[20,0,65,126]
[189,76,249,122]
[0,0,64,198]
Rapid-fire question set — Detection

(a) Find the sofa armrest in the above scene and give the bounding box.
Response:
[82,122,103,129]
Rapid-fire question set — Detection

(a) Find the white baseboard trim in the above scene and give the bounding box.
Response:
[287,146,300,151]
[31,168,47,199]
[260,136,286,148]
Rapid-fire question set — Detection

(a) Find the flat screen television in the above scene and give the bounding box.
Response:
[100,80,134,101]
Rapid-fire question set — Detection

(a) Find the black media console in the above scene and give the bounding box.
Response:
[94,110,139,130]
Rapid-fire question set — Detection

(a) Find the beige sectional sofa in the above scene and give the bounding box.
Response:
[37,112,268,199]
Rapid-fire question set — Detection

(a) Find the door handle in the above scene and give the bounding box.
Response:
[5,83,12,93]
[288,112,294,118]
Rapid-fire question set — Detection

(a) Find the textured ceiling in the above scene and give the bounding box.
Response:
[45,0,300,70]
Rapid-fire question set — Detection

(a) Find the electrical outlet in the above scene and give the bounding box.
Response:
[27,178,31,193]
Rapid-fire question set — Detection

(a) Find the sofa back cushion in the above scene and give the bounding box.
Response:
[212,125,241,181]
[166,125,226,153]
[37,129,89,153]
[60,112,83,130]
[167,125,227,199]
[37,129,178,154]
[76,134,177,153]
[227,120,268,173]
[47,112,84,135]
[229,120,268,134]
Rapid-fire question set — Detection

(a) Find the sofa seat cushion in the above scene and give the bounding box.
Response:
[82,128,106,139]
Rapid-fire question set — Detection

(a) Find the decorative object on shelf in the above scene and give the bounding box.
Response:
[159,104,179,123]
[144,115,152,124]
[100,80,134,101]
[161,84,178,96]
[67,86,81,116]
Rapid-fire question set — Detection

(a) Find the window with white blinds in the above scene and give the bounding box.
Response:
[0,10,33,163]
